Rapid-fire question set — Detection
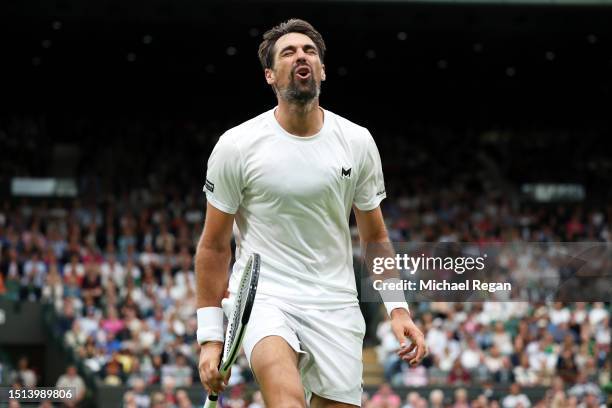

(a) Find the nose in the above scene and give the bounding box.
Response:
[295,47,308,60]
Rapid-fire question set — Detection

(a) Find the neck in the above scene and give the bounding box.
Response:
[274,97,323,137]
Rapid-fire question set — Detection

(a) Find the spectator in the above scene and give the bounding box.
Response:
[400,392,423,408]
[502,383,532,408]
[248,391,264,408]
[550,302,571,326]
[577,390,605,408]
[161,353,193,388]
[453,388,470,408]
[557,349,579,384]
[526,335,557,384]
[41,263,63,310]
[55,365,86,407]
[101,306,125,336]
[54,297,76,336]
[63,254,85,285]
[12,357,37,388]
[472,395,490,408]
[588,303,608,327]
[400,364,427,387]
[492,321,513,355]
[460,337,483,371]
[161,376,178,407]
[103,358,123,386]
[123,391,137,408]
[128,377,150,408]
[371,383,401,408]
[21,251,46,301]
[428,355,449,384]
[568,372,602,402]
[150,391,167,408]
[176,389,193,408]
[78,305,100,338]
[81,264,103,306]
[514,353,538,386]
[100,252,125,287]
[428,389,444,408]
[448,359,471,385]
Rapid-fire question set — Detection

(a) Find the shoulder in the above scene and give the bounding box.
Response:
[325,109,373,145]
[218,110,271,148]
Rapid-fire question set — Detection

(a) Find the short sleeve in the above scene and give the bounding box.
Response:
[354,130,386,211]
[204,134,244,214]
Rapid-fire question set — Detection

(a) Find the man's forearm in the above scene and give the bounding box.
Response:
[195,242,231,308]
[360,237,410,315]
[361,236,401,280]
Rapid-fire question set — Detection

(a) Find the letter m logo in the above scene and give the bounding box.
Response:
[341,167,352,179]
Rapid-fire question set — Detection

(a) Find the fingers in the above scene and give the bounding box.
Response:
[397,337,427,366]
[200,362,226,394]
[391,324,408,348]
[409,338,427,366]
[397,342,416,357]
[199,343,226,395]
[223,367,232,386]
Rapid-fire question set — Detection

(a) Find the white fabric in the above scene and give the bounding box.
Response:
[549,307,571,325]
[384,301,410,317]
[196,307,224,344]
[502,394,531,408]
[239,295,365,406]
[205,107,386,309]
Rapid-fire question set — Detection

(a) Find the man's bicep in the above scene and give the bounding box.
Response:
[200,202,235,249]
[354,130,386,211]
[353,205,388,243]
[204,133,243,214]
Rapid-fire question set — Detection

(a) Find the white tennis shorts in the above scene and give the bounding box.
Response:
[239,295,365,406]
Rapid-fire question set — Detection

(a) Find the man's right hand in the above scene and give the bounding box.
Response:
[199,341,227,395]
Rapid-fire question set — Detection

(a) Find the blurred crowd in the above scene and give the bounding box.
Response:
[362,381,608,408]
[1,116,611,408]
[0,194,207,387]
[375,301,609,406]
[1,189,610,406]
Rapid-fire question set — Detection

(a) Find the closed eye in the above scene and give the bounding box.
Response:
[304,45,318,55]
[279,44,318,57]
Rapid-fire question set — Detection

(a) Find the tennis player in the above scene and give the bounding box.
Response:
[196,19,426,408]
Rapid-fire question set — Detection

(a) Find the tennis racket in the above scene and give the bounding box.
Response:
[203,253,260,408]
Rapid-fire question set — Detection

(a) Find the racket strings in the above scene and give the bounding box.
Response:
[224,258,253,358]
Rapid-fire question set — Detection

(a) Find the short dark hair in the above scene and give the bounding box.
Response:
[258,19,326,70]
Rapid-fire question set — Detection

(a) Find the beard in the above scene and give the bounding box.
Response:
[277,71,321,105]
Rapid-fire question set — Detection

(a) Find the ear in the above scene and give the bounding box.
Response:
[265,68,275,85]
[321,64,326,81]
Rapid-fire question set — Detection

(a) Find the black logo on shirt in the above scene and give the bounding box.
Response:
[341,167,352,179]
[205,179,215,193]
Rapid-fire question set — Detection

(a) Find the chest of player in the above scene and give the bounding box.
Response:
[243,138,357,206]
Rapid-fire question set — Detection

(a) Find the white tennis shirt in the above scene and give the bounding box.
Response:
[204,107,386,308]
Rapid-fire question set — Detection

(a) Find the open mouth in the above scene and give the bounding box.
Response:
[295,66,311,80]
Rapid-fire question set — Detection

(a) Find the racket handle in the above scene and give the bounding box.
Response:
[204,394,218,408]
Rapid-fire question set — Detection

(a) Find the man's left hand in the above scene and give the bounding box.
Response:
[390,308,428,366]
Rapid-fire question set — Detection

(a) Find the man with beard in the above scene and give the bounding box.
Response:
[196,19,427,408]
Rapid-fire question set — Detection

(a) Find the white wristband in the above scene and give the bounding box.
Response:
[385,301,410,317]
[196,307,224,345]
[377,277,410,317]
